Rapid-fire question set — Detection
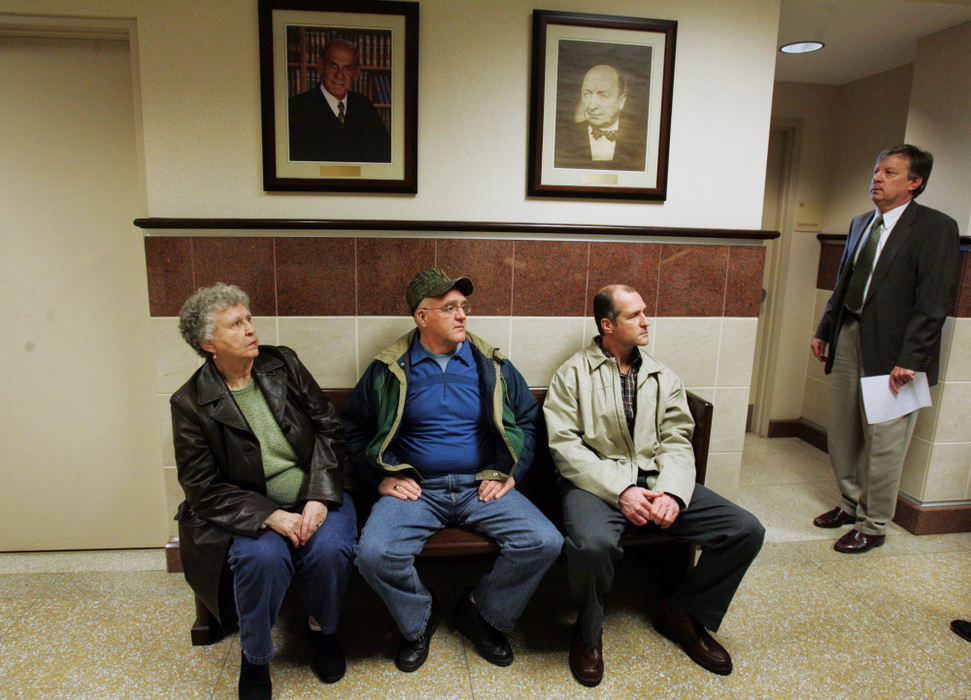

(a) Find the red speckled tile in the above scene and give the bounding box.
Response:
[513,241,588,316]
[656,244,729,317]
[357,238,435,315]
[816,242,845,291]
[144,237,194,316]
[724,245,766,317]
[586,242,660,316]
[191,237,276,315]
[275,237,356,316]
[435,239,514,316]
[954,250,971,318]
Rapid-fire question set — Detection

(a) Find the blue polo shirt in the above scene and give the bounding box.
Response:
[390,337,494,476]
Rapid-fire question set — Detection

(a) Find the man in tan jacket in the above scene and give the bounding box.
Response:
[544,284,764,686]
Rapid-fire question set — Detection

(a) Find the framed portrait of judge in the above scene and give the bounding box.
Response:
[258,0,418,193]
[527,10,677,201]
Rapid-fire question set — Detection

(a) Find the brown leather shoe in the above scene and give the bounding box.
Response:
[655,605,732,675]
[813,506,856,528]
[834,529,885,553]
[569,627,603,687]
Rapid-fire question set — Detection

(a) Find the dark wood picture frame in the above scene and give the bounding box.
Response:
[258,0,418,193]
[527,10,677,201]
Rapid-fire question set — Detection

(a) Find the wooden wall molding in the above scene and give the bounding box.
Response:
[134,217,780,240]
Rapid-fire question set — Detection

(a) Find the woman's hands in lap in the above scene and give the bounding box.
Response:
[264,500,329,547]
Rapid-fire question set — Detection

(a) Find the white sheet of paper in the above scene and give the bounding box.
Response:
[860,372,931,424]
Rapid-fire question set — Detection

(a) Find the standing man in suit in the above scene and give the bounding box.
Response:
[554,63,646,171]
[811,144,960,553]
[288,38,391,163]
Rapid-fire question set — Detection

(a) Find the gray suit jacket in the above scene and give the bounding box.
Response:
[815,200,960,385]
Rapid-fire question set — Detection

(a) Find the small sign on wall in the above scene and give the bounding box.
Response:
[795,200,824,232]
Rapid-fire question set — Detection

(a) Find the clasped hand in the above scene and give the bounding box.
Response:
[263,500,328,547]
[618,486,680,528]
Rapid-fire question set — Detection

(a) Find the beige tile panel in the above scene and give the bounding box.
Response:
[466,316,512,357]
[942,317,971,382]
[253,316,278,346]
[704,452,742,501]
[913,383,942,441]
[651,317,720,387]
[151,317,201,393]
[934,381,971,443]
[716,317,758,387]
[900,436,931,500]
[508,317,585,386]
[277,317,358,387]
[923,441,971,502]
[710,387,750,453]
[356,317,416,374]
[936,316,955,380]
[801,375,830,427]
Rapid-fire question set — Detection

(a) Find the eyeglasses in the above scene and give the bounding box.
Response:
[420,302,471,316]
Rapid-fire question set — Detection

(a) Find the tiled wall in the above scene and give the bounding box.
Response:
[804,241,971,504]
[147,235,766,535]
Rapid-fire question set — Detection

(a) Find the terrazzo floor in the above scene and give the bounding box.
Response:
[1,435,969,698]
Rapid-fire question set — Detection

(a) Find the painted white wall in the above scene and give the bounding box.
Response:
[824,64,914,232]
[0,0,779,229]
[905,21,971,234]
[0,35,165,549]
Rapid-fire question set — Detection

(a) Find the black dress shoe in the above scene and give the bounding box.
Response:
[452,589,513,666]
[569,626,603,687]
[238,652,271,700]
[655,604,732,676]
[813,506,856,528]
[395,598,444,673]
[950,619,971,643]
[834,529,885,553]
[307,626,345,683]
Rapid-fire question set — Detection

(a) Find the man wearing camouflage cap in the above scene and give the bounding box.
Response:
[345,268,562,672]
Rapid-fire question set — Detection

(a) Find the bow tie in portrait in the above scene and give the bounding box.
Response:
[591,128,618,141]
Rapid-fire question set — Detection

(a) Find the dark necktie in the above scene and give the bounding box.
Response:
[338,101,345,126]
[591,128,617,141]
[844,215,884,313]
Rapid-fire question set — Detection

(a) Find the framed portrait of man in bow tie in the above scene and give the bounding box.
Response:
[528,11,676,201]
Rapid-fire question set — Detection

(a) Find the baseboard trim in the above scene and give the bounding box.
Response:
[166,536,182,573]
[767,419,827,452]
[894,495,971,535]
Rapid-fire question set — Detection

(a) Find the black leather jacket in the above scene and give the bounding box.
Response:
[171,345,344,622]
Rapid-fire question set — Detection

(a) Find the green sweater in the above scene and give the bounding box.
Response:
[231,380,307,507]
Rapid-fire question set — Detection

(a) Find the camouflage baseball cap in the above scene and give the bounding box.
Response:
[406,268,474,314]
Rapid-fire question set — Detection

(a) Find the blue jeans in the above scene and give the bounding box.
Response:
[228,495,357,665]
[355,474,562,641]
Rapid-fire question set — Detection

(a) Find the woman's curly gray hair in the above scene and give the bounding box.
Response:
[178,283,251,358]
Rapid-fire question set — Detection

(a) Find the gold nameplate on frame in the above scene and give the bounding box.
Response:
[319,165,363,177]
[581,173,619,185]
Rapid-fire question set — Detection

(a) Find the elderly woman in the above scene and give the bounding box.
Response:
[171,283,355,700]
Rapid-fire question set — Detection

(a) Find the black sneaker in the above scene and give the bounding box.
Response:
[452,588,513,667]
[395,597,444,672]
[307,625,345,683]
[238,651,271,700]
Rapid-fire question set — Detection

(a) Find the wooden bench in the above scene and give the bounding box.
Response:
[180,387,713,645]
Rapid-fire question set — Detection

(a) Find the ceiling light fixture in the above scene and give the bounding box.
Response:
[780,41,824,54]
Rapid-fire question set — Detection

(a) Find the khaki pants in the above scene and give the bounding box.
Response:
[827,318,918,535]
